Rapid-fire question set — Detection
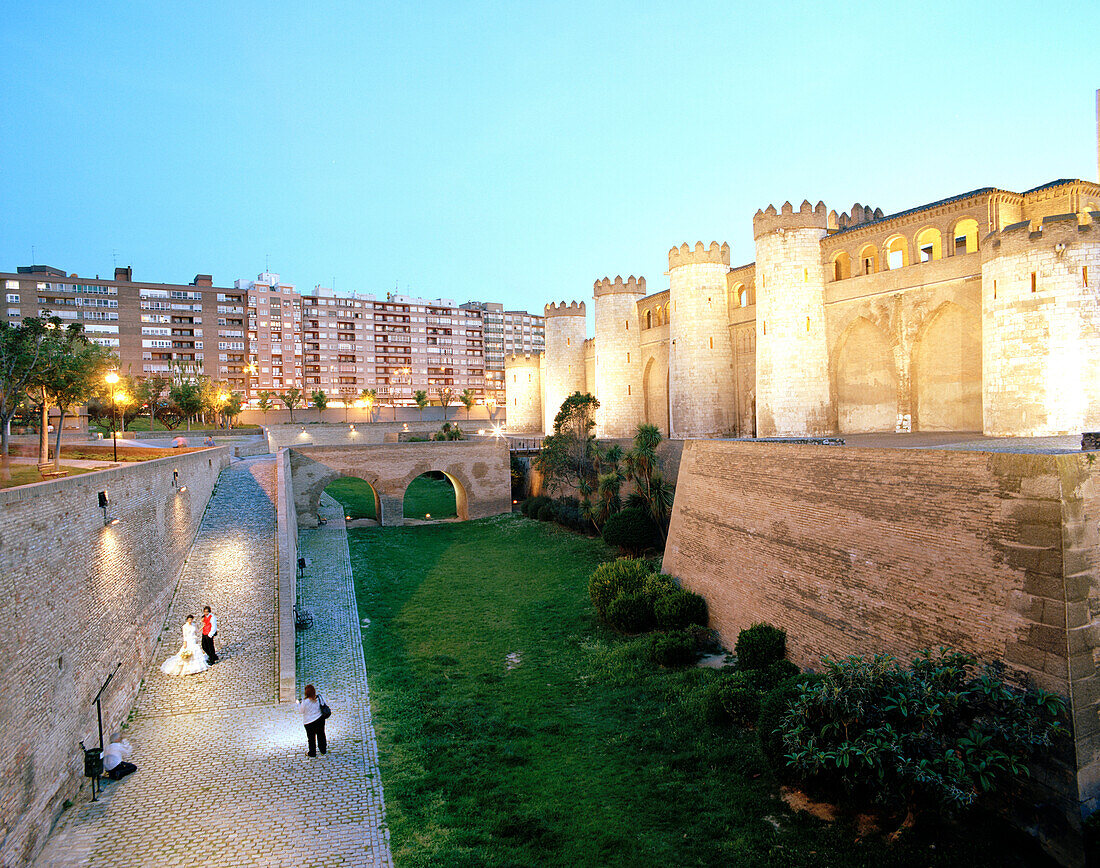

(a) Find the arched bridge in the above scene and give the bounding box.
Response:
[288,440,511,527]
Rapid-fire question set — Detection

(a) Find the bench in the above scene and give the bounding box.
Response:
[37,464,69,479]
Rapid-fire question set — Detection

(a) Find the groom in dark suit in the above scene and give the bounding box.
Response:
[201,606,218,664]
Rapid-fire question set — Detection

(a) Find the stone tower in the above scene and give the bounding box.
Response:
[753,200,834,436]
[982,212,1100,435]
[667,242,736,437]
[541,301,588,433]
[593,276,645,438]
[504,352,543,433]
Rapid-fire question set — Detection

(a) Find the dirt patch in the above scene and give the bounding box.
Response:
[780,787,838,822]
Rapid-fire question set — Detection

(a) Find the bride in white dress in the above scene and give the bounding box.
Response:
[160,615,210,676]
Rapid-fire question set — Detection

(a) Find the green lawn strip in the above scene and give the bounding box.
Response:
[0,465,100,489]
[326,474,458,520]
[348,516,1053,868]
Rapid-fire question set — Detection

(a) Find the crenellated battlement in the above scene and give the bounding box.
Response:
[504,351,543,368]
[593,275,646,296]
[753,200,828,239]
[544,300,587,317]
[668,242,730,269]
[985,211,1100,257]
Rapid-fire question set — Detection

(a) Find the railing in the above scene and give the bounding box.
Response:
[507,436,544,453]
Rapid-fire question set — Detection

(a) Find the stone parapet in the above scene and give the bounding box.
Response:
[593,275,646,297]
[753,200,828,239]
[543,300,586,317]
[668,241,730,269]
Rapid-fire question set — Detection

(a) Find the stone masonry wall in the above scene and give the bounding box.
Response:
[664,439,1100,865]
[504,353,543,433]
[593,278,644,438]
[0,447,231,866]
[541,302,587,434]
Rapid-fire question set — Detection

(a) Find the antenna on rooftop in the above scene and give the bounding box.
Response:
[265,253,270,273]
[112,250,119,268]
[31,245,35,265]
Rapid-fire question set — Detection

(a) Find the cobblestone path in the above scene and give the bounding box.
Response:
[35,457,392,868]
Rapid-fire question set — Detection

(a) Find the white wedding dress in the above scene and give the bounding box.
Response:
[160,621,210,676]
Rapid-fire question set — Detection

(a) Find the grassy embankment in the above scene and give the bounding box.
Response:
[336,513,1049,868]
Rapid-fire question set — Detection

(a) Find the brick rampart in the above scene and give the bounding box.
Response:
[664,439,1100,865]
[275,449,298,702]
[0,447,231,865]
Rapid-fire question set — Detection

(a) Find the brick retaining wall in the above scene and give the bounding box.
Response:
[0,447,231,865]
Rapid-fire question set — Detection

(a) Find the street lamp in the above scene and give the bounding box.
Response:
[104,373,121,461]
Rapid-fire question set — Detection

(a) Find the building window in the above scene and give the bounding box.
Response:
[5,294,18,304]
[1031,272,1037,293]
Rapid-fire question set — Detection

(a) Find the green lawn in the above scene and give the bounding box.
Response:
[0,464,100,489]
[326,473,458,520]
[347,516,1049,867]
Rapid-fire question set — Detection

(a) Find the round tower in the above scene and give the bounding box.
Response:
[504,352,543,433]
[982,212,1100,435]
[752,200,835,437]
[668,242,736,437]
[542,301,588,433]
[593,276,646,438]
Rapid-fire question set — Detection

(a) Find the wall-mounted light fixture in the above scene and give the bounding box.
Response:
[172,469,187,493]
[98,490,118,526]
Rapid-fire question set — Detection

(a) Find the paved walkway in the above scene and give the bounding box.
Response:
[35,457,392,868]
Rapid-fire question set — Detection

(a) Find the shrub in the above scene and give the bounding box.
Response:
[601,506,659,556]
[588,558,652,620]
[654,589,708,630]
[758,674,819,774]
[605,592,656,633]
[720,681,760,727]
[550,496,585,532]
[781,648,1067,814]
[522,496,550,518]
[648,629,699,667]
[642,572,676,599]
[735,623,787,671]
[536,503,555,521]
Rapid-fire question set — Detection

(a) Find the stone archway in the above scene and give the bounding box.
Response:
[834,317,898,433]
[289,440,509,528]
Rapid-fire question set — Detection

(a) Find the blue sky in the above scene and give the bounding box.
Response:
[2,1,1097,318]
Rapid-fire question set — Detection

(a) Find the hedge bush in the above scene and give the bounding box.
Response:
[522,496,550,518]
[654,589,708,630]
[735,623,787,671]
[536,503,555,521]
[588,558,653,620]
[758,674,819,774]
[602,506,660,555]
[605,592,656,633]
[550,496,586,532]
[648,629,699,667]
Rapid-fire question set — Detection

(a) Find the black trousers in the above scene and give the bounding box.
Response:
[305,718,327,755]
[107,761,136,781]
[201,633,217,663]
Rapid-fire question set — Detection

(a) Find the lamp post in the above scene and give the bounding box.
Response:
[105,372,120,462]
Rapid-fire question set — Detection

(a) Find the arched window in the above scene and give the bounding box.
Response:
[953,218,980,254]
[740,289,749,307]
[654,305,662,325]
[644,309,652,329]
[885,235,909,270]
[859,244,878,275]
[832,251,851,281]
[916,227,942,263]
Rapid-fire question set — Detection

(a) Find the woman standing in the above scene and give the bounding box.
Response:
[298,684,327,757]
[159,615,209,676]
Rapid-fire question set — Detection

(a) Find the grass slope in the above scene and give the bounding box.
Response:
[348,516,1052,868]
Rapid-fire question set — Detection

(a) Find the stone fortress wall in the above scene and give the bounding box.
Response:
[0,447,232,866]
[503,352,542,433]
[510,180,1100,439]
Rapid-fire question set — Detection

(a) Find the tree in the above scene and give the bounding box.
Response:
[536,392,600,499]
[43,331,114,469]
[223,392,243,426]
[460,388,476,420]
[311,390,328,420]
[339,387,357,423]
[24,318,73,465]
[414,389,428,420]
[256,391,274,420]
[282,387,302,422]
[169,380,204,431]
[436,386,454,421]
[360,388,377,423]
[623,424,676,543]
[137,373,171,433]
[485,396,498,422]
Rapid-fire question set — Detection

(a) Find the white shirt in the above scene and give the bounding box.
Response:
[298,697,322,725]
[103,739,132,771]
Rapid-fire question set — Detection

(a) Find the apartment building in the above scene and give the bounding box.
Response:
[3,265,250,391]
[3,264,537,409]
[460,301,545,405]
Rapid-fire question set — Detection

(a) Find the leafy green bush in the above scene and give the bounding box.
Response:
[605,592,656,633]
[601,506,659,555]
[522,496,550,518]
[654,589,708,630]
[781,648,1066,813]
[648,629,699,667]
[587,558,652,620]
[642,572,676,598]
[721,681,761,727]
[550,496,586,532]
[536,503,555,521]
[758,674,820,774]
[735,623,787,671]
